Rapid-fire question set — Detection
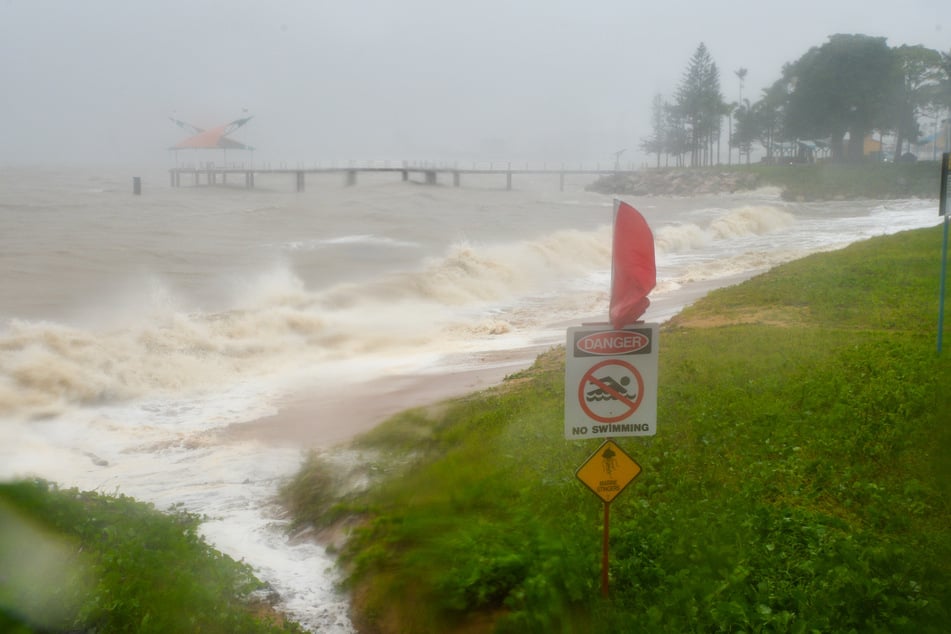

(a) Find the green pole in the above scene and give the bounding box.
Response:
[939,153,950,355]
[939,215,949,355]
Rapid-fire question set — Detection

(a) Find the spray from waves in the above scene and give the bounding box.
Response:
[0,227,614,421]
[655,205,794,253]
[0,206,803,420]
[400,226,612,305]
[709,205,795,239]
[672,247,817,285]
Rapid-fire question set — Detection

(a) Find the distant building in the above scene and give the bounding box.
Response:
[916,119,951,160]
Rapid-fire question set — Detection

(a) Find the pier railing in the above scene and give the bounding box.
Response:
[168,160,636,192]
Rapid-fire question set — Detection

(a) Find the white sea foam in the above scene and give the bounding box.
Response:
[654,205,794,254]
[284,234,420,250]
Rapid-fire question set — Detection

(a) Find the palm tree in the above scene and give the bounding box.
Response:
[733,68,748,164]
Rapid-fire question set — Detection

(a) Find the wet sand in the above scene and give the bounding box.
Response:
[224,347,551,449]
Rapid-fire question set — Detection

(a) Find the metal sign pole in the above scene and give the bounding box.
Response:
[577,439,642,599]
[601,500,611,598]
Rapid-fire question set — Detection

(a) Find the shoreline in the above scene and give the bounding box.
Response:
[222,272,760,451]
[221,347,550,449]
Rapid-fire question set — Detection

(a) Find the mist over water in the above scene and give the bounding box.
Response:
[0,167,941,631]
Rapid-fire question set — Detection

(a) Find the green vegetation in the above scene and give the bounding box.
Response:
[743,160,941,200]
[0,480,304,633]
[285,225,951,633]
[587,160,943,200]
[642,36,950,167]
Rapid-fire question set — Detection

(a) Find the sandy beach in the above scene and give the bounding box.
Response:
[223,346,550,449]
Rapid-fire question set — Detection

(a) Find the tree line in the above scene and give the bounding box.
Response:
[640,35,951,166]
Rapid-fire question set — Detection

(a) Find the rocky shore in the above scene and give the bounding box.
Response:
[586,168,763,196]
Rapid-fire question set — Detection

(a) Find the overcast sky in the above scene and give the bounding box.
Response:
[0,0,946,167]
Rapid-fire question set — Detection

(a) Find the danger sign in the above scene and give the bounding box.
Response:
[565,324,658,439]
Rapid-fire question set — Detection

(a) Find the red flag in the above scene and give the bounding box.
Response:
[609,200,656,328]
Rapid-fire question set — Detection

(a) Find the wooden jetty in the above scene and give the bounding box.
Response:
[169,162,634,192]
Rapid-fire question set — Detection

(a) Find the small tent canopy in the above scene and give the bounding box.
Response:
[169,116,255,152]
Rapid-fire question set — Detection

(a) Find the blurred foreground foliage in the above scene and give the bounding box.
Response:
[0,480,304,633]
[285,224,951,633]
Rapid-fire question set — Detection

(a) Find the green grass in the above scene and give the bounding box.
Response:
[284,224,951,633]
[0,480,305,633]
[740,161,942,200]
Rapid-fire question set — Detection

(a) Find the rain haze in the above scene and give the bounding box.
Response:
[2,2,948,631]
[1,0,947,167]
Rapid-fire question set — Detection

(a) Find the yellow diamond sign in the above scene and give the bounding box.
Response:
[576,440,641,503]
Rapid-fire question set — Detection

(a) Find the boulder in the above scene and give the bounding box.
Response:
[585,168,762,196]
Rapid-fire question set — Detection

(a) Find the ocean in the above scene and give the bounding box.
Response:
[0,165,941,631]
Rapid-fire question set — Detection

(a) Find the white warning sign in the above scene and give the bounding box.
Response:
[564,324,658,439]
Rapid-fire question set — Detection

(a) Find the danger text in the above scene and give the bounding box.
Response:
[578,334,647,354]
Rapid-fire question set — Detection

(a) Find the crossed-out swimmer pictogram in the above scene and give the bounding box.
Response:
[578,359,645,423]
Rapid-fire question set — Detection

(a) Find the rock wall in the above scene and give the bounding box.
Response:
[586,168,762,196]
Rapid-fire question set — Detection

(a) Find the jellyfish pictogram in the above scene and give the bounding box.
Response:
[601,446,617,476]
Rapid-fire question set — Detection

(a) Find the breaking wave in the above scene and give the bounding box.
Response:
[655,205,793,253]
[0,205,800,420]
[283,234,420,250]
[0,227,612,419]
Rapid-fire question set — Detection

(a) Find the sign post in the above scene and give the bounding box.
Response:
[566,324,656,597]
[569,199,657,598]
[575,439,642,597]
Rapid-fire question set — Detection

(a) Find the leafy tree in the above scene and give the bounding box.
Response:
[732,99,756,164]
[730,68,748,164]
[642,37,947,167]
[927,49,951,154]
[640,94,667,167]
[663,102,691,166]
[674,43,723,166]
[888,45,944,160]
[939,49,951,109]
[779,34,900,162]
[714,94,732,164]
[751,81,790,161]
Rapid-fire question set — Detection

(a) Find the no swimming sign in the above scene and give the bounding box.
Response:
[564,324,659,439]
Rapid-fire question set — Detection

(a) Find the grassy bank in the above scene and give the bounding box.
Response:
[284,224,951,633]
[587,160,943,200]
[0,480,305,633]
[746,161,942,200]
